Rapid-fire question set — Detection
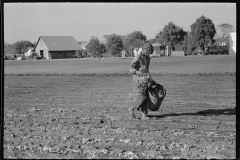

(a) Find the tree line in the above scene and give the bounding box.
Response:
[4,40,36,56]
[86,15,234,57]
[4,15,234,58]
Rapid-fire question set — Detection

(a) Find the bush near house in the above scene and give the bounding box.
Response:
[192,47,204,55]
[206,46,228,55]
[4,55,14,60]
[75,50,82,58]
[82,50,88,57]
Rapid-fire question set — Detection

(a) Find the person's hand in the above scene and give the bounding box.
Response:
[148,78,155,84]
[139,66,147,74]
[141,50,149,56]
[141,50,146,55]
[135,70,142,75]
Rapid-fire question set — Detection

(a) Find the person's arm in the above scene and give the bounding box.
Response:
[129,53,141,74]
[148,74,155,83]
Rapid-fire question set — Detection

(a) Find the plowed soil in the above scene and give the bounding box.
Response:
[4,72,236,159]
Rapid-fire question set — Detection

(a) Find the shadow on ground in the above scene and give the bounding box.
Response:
[148,108,236,119]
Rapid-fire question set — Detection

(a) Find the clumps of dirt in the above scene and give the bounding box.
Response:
[4,106,236,159]
[4,74,236,159]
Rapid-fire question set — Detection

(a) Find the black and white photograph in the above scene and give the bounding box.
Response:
[3,2,236,159]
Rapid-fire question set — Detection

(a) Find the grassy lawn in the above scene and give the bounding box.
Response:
[4,55,236,74]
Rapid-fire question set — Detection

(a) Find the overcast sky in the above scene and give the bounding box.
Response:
[4,2,236,44]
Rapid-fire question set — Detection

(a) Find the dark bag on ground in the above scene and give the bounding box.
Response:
[147,82,166,111]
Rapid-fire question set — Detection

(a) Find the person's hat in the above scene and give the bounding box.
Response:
[142,41,154,54]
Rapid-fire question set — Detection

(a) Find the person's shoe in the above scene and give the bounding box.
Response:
[129,113,136,119]
[128,107,136,119]
[141,113,150,120]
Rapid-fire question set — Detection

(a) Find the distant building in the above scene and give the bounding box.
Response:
[24,47,34,57]
[149,33,192,57]
[78,42,90,50]
[121,51,127,57]
[170,32,192,56]
[34,36,83,59]
[229,32,236,55]
[78,42,92,57]
[151,42,167,56]
[151,42,161,56]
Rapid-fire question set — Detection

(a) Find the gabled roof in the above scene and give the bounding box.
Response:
[78,41,87,45]
[78,42,90,49]
[151,42,162,47]
[35,36,83,51]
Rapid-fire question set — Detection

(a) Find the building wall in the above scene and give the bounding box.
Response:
[185,34,192,55]
[165,46,169,56]
[85,43,93,56]
[174,45,185,52]
[35,38,50,59]
[153,46,160,55]
[49,51,76,59]
[43,50,50,59]
[229,32,236,55]
[35,38,80,59]
[167,34,192,56]
[172,51,185,57]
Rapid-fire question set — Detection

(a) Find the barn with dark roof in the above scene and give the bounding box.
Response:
[34,36,83,59]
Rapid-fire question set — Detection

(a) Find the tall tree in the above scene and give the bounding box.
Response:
[13,40,35,54]
[120,35,128,51]
[105,34,123,57]
[75,50,82,59]
[96,43,106,58]
[126,31,147,49]
[190,15,216,53]
[120,31,147,57]
[87,37,100,57]
[147,38,156,44]
[33,41,38,46]
[214,23,234,46]
[4,41,16,56]
[87,37,106,58]
[160,22,186,52]
[155,31,166,45]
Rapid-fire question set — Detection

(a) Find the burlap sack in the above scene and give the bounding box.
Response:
[147,82,166,111]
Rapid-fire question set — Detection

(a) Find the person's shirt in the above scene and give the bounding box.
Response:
[129,52,150,75]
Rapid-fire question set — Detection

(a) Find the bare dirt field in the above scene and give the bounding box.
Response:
[4,56,236,159]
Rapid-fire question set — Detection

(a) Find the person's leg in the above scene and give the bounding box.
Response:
[128,106,136,119]
[129,95,147,119]
[141,113,149,120]
[130,79,148,119]
[140,100,149,120]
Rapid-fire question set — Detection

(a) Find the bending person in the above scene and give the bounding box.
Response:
[129,41,155,120]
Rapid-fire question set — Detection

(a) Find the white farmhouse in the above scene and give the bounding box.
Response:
[24,47,34,57]
[229,32,236,55]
